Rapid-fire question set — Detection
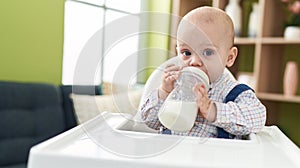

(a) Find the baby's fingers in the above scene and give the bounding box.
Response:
[193,84,206,94]
[164,64,182,72]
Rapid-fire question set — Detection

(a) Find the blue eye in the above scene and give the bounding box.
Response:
[203,49,214,56]
[182,51,191,56]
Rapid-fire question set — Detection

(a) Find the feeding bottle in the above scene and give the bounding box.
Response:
[158,67,209,132]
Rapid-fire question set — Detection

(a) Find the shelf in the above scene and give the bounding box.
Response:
[234,37,256,45]
[173,0,300,125]
[234,37,300,45]
[261,37,300,44]
[257,92,300,103]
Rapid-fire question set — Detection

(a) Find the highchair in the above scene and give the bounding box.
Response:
[28,57,300,168]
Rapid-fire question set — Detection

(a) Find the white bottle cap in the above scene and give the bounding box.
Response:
[182,67,210,91]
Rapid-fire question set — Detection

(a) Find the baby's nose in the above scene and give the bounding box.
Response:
[189,55,203,67]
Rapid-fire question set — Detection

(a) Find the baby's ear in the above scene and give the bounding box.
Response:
[226,46,238,67]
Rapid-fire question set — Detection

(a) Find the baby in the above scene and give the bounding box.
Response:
[140,6,266,139]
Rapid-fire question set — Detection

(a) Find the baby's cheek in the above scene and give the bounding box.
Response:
[202,58,224,82]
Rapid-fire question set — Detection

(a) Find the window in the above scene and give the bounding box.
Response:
[62,0,141,85]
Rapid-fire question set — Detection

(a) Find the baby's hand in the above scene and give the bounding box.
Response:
[193,84,217,122]
[158,64,182,99]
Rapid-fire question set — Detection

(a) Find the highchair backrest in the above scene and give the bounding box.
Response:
[130,57,180,132]
[134,57,180,122]
[139,57,181,108]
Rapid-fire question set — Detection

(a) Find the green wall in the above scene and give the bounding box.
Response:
[137,0,172,83]
[0,0,64,85]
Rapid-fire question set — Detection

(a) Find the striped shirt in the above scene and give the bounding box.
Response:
[140,71,266,139]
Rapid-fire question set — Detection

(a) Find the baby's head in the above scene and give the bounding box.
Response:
[176,6,237,82]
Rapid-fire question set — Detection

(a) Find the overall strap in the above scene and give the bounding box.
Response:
[217,84,254,139]
[224,84,254,103]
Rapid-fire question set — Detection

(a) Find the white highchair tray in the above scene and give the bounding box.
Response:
[28,112,300,168]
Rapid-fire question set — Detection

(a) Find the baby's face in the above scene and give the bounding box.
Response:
[176,20,230,82]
